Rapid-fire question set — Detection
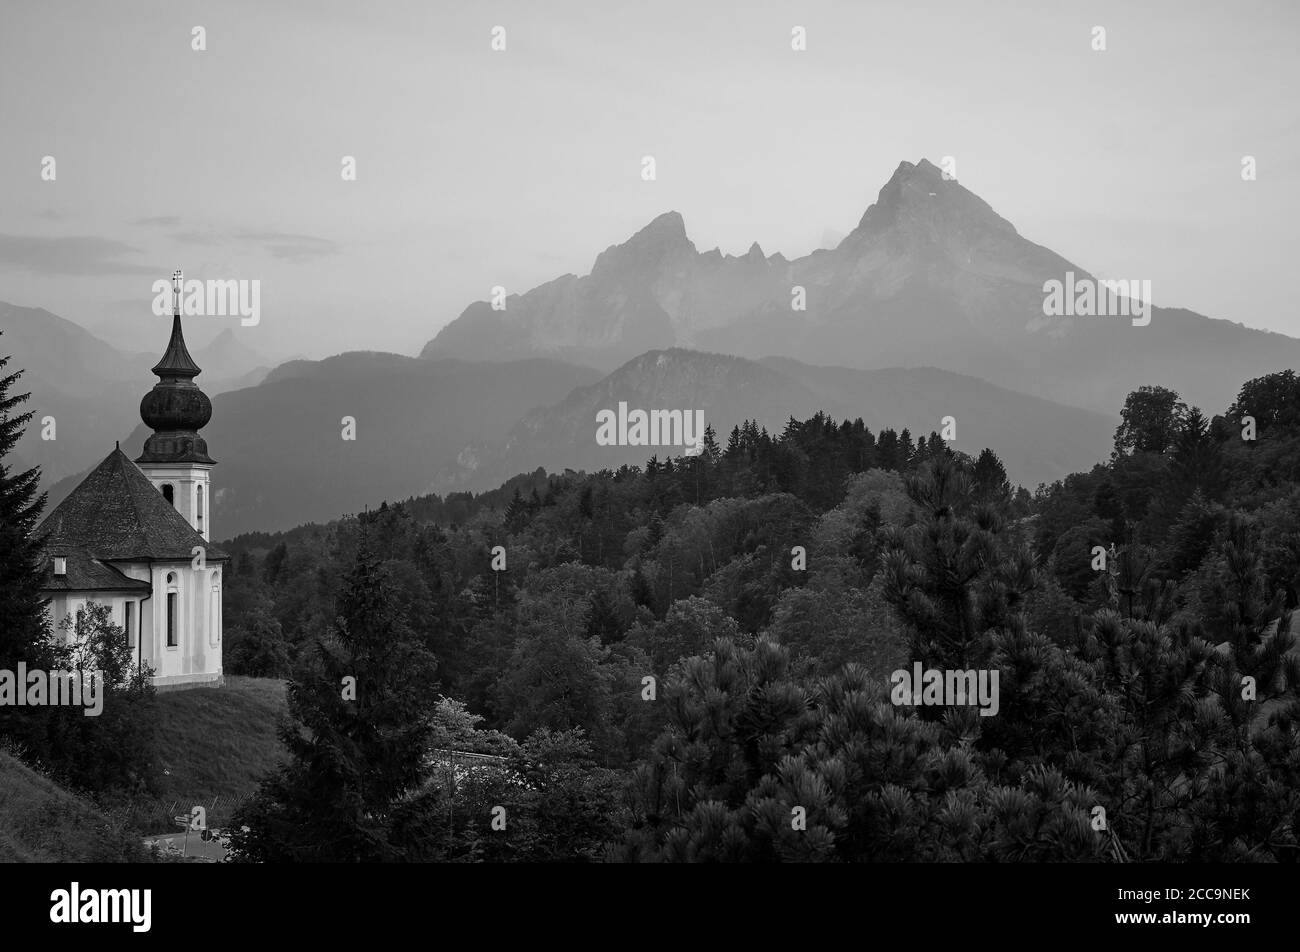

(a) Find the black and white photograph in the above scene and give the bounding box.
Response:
[0,0,1295,934]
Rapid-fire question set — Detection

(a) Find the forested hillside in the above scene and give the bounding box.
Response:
[221,371,1300,862]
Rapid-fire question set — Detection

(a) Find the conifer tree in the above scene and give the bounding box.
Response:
[503,487,529,533]
[232,536,438,861]
[879,455,1010,670]
[701,423,721,466]
[971,448,1012,506]
[0,340,53,748]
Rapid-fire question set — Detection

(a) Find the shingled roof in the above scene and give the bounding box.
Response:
[37,447,229,564]
[43,550,152,593]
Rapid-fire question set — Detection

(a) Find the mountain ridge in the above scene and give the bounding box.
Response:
[420,159,1299,416]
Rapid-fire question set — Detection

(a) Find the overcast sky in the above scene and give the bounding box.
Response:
[1,0,1296,361]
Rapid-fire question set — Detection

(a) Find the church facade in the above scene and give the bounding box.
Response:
[37,278,227,690]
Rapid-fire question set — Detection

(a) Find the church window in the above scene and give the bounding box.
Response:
[197,484,205,532]
[162,483,174,506]
[166,572,178,648]
[124,601,135,649]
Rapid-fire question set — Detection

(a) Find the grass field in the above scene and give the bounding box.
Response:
[130,676,290,833]
[0,748,146,862]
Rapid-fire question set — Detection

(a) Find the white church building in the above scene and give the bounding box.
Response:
[38,274,226,690]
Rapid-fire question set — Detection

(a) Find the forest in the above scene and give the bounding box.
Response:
[4,342,1300,861]
[216,372,1300,861]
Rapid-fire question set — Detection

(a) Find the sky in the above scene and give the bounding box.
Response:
[1,0,1297,361]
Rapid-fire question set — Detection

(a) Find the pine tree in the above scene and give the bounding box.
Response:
[232,537,438,861]
[0,340,54,748]
[503,487,529,533]
[724,425,742,459]
[898,428,915,465]
[701,423,721,466]
[876,429,900,470]
[879,455,1012,671]
[971,448,1012,506]
[1169,408,1226,501]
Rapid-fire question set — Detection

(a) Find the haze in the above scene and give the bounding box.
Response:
[0,0,1296,360]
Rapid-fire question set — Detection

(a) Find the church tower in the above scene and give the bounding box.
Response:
[137,270,216,541]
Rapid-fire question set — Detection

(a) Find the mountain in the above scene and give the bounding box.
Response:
[45,353,603,538]
[421,159,1300,416]
[191,328,271,389]
[0,301,154,487]
[0,302,275,487]
[452,349,1116,492]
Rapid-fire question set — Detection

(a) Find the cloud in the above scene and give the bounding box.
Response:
[0,234,157,275]
[173,230,222,246]
[133,216,183,227]
[236,231,340,261]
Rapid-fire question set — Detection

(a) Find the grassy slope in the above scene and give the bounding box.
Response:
[0,677,289,860]
[0,750,145,862]
[134,676,289,832]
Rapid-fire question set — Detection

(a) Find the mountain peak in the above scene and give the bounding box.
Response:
[626,210,688,245]
[847,157,1017,245]
[647,209,685,231]
[592,210,695,276]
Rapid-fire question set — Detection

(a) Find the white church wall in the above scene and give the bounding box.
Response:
[148,561,223,690]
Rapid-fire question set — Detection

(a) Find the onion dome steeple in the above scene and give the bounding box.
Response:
[137,270,215,465]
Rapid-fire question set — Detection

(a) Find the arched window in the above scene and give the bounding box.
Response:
[196,484,205,533]
[161,483,174,506]
[165,572,179,648]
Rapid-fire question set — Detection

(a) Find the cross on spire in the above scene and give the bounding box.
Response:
[172,269,184,318]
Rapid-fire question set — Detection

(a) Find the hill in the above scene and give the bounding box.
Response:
[117,677,288,834]
[458,349,1116,491]
[0,748,145,862]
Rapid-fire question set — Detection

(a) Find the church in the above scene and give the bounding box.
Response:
[37,273,227,690]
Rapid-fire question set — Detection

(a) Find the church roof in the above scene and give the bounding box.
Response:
[43,550,152,593]
[36,447,229,564]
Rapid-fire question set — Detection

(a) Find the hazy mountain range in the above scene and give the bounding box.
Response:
[462,349,1114,495]
[0,301,270,486]
[424,159,1300,417]
[8,157,1296,537]
[36,346,1113,538]
[52,354,604,538]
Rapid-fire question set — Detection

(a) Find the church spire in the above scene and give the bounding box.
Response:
[137,269,215,465]
[153,269,202,379]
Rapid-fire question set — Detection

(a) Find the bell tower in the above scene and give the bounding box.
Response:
[137,269,216,541]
